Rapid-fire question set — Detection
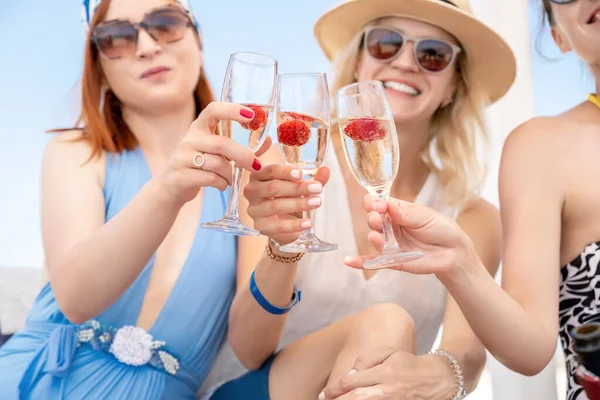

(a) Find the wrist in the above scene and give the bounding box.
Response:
[435,242,482,289]
[147,178,186,210]
[419,354,461,400]
[251,247,302,313]
[267,239,304,263]
[249,269,301,315]
[426,350,466,400]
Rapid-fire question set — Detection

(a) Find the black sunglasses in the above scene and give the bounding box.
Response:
[91,4,193,59]
[363,26,462,73]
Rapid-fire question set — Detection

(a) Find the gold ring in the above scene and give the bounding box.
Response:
[193,153,206,169]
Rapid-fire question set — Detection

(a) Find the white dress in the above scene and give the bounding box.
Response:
[199,150,462,398]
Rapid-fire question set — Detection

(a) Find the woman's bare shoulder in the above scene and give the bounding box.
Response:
[43,130,106,184]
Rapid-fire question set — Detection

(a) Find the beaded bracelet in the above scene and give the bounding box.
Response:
[265,239,304,263]
[429,348,466,400]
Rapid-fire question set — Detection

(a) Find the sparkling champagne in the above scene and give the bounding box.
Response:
[276,111,329,174]
[338,116,399,193]
[220,103,273,151]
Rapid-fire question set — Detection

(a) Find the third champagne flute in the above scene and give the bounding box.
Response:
[275,73,337,253]
[336,80,422,269]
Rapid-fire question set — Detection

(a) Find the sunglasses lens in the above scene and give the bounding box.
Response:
[366,28,404,60]
[145,9,190,43]
[93,22,137,59]
[92,7,190,59]
[415,40,455,72]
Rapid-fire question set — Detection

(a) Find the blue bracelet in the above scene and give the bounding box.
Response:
[249,270,301,315]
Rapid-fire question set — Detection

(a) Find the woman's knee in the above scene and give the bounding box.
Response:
[356,304,416,344]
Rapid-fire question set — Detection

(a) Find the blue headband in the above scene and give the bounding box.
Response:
[81,0,199,33]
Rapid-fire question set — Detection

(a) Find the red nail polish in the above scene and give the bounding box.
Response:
[240,108,255,119]
[252,159,262,171]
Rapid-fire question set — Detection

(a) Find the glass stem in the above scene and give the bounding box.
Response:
[297,170,316,240]
[378,191,400,252]
[225,163,245,219]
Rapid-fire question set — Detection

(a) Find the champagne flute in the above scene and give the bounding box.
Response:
[275,73,337,253]
[336,80,423,269]
[200,52,277,236]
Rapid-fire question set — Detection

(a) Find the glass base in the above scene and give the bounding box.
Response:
[363,248,423,270]
[279,236,338,253]
[200,216,260,237]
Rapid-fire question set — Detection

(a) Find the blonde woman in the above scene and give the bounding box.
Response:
[200,0,516,399]
[337,1,600,399]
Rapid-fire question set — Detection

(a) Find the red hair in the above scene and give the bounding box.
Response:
[50,0,214,159]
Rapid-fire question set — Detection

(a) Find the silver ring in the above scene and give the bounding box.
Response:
[193,152,206,169]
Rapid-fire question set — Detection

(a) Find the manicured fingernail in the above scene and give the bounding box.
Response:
[301,220,312,229]
[240,108,254,119]
[318,392,325,400]
[344,256,354,264]
[348,369,357,375]
[307,197,321,207]
[252,159,262,171]
[307,183,322,193]
[290,169,301,179]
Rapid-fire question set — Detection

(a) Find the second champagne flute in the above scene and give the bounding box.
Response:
[275,73,337,253]
[336,80,423,268]
[200,52,277,236]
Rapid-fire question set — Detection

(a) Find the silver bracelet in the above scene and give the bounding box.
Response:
[429,348,466,399]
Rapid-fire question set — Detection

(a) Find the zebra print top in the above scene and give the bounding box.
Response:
[559,241,600,400]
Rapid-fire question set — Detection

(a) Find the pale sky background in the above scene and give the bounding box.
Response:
[0,1,595,268]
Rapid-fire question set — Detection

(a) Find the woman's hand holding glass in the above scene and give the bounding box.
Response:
[154,102,271,206]
[244,165,330,247]
[344,196,476,278]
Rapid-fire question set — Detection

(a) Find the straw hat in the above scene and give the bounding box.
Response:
[314,0,516,104]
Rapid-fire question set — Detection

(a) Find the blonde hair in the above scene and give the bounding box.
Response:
[329,23,490,207]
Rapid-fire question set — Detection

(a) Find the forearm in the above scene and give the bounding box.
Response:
[228,249,299,370]
[51,179,182,323]
[438,261,557,376]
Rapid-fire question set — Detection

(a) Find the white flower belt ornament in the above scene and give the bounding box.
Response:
[109,326,153,366]
[77,320,180,375]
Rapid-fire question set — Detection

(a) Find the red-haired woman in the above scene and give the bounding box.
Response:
[0,0,275,398]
